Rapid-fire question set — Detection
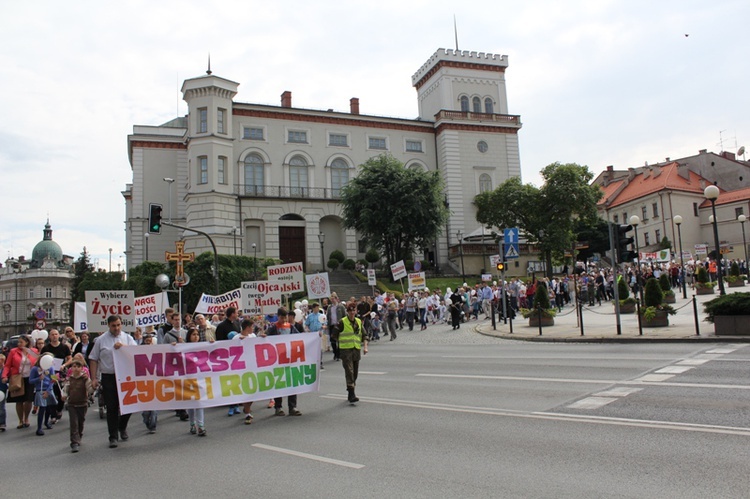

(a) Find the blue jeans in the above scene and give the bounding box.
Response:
[142,410,157,430]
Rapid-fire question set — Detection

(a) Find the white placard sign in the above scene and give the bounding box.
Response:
[305,273,331,299]
[194,289,242,315]
[390,260,407,280]
[85,290,136,332]
[408,272,426,291]
[481,274,493,281]
[134,292,170,327]
[241,281,283,315]
[73,302,88,332]
[267,262,304,293]
[367,269,376,286]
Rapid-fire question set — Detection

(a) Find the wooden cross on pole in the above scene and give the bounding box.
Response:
[165,241,195,284]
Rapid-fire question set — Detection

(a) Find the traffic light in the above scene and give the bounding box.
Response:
[148,203,163,234]
[496,261,505,272]
[614,224,636,263]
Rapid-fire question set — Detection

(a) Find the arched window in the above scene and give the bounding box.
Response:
[289,155,308,196]
[244,154,265,196]
[460,96,469,112]
[472,97,482,113]
[484,98,494,114]
[479,173,492,193]
[330,158,349,197]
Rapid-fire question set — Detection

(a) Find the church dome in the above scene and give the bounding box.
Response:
[31,221,63,268]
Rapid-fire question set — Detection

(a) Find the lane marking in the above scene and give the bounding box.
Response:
[567,397,618,409]
[252,443,365,469]
[676,359,710,366]
[706,349,738,354]
[634,374,675,382]
[359,371,387,375]
[413,373,750,390]
[594,387,643,397]
[655,366,694,374]
[320,394,750,437]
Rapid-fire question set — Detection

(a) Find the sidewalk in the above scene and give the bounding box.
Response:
[475,289,750,343]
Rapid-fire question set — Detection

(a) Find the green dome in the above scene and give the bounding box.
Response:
[31,222,64,268]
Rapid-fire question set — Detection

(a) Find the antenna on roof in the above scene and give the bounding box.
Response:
[206,53,212,75]
[453,15,459,51]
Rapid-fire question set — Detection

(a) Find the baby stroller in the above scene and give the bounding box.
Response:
[95,384,106,419]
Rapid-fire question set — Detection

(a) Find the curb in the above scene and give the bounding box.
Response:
[473,325,750,343]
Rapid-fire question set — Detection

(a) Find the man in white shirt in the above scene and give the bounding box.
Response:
[90,315,136,448]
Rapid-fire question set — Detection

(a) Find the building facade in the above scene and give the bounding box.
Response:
[0,222,74,340]
[124,48,523,274]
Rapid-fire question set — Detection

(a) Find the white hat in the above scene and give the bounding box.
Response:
[370,312,377,318]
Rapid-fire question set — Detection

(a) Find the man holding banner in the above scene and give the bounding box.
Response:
[89,315,137,448]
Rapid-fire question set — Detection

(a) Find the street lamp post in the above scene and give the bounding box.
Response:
[704,185,725,295]
[163,177,175,222]
[739,214,748,273]
[108,248,113,272]
[252,243,258,280]
[144,232,149,261]
[230,227,238,255]
[317,232,325,272]
[457,230,465,282]
[629,215,644,304]
[674,215,687,299]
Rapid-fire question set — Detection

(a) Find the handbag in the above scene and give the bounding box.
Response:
[9,373,24,397]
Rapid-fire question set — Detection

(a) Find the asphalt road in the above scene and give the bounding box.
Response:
[1,326,748,498]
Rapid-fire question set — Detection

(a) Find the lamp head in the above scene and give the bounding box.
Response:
[629,215,641,226]
[739,214,747,223]
[709,215,714,223]
[674,215,682,226]
[704,184,720,200]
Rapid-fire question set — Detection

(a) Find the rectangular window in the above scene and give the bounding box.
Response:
[613,214,619,224]
[406,140,423,152]
[29,289,34,299]
[198,108,207,133]
[44,306,53,319]
[369,137,387,150]
[644,232,650,245]
[244,127,264,140]
[199,156,208,184]
[652,202,659,218]
[218,156,226,184]
[693,202,699,217]
[4,290,10,301]
[655,229,661,243]
[45,287,52,298]
[329,133,348,147]
[358,239,367,253]
[641,206,648,221]
[288,130,308,143]
[3,309,9,323]
[217,108,226,134]
[736,207,745,218]
[623,212,628,223]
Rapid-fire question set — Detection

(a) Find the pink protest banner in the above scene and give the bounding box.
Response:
[113,333,321,414]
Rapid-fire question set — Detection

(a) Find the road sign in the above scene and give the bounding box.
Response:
[504,228,520,259]
[35,319,46,329]
[35,309,46,320]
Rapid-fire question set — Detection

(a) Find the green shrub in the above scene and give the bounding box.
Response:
[535,281,551,310]
[327,258,340,271]
[644,278,663,308]
[617,275,630,300]
[658,273,671,292]
[329,250,345,264]
[697,266,709,284]
[365,248,379,266]
[703,292,750,323]
[342,259,356,270]
[730,262,741,277]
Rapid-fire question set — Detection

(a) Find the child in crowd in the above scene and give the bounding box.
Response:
[29,353,57,436]
[186,328,206,436]
[141,336,158,434]
[234,318,257,425]
[0,354,6,431]
[370,312,381,341]
[63,356,92,452]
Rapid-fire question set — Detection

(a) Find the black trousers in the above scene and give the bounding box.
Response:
[101,374,131,440]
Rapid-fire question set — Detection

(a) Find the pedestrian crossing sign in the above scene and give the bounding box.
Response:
[504,244,519,259]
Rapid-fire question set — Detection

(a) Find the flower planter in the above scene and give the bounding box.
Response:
[662,294,676,304]
[695,286,715,295]
[618,302,636,314]
[528,315,555,327]
[640,309,669,327]
[728,280,746,288]
[713,315,750,335]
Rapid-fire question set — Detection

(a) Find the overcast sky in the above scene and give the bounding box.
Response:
[2,0,748,270]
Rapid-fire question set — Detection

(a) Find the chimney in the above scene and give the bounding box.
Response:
[281,91,292,108]
[350,97,360,115]
[699,149,707,154]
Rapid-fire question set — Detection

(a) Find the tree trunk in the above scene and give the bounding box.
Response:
[545,250,554,279]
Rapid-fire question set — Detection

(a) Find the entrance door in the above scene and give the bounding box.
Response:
[279,227,306,270]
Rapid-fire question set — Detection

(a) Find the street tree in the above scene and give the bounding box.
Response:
[475,162,602,277]
[340,154,449,268]
[68,247,95,318]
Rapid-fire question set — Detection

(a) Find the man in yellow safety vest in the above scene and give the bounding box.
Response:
[337,303,368,403]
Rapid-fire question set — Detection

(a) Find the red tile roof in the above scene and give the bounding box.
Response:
[599,162,711,208]
[699,185,750,207]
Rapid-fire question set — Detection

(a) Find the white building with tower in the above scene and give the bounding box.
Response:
[123,48,523,274]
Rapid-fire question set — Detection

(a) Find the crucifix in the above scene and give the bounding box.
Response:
[165,240,195,284]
